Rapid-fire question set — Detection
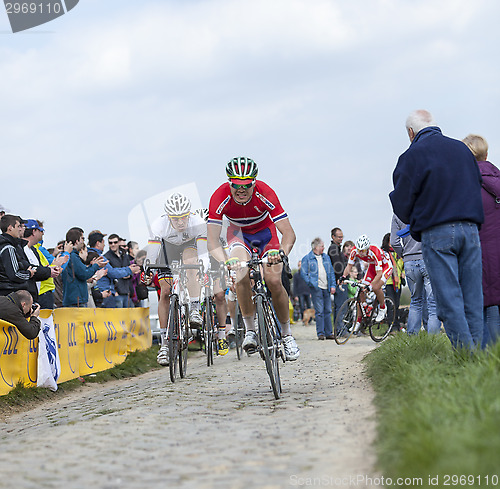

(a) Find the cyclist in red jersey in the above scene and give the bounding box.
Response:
[339,234,393,327]
[207,157,300,361]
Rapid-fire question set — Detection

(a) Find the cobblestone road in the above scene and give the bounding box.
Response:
[0,325,383,489]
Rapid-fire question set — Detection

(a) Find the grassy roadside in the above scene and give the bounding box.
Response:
[0,345,161,417]
[364,333,500,483]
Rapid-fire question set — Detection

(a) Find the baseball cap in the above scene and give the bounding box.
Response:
[24,219,44,232]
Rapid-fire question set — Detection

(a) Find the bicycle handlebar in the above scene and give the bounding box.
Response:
[174,264,204,271]
[339,279,370,293]
[238,250,292,279]
[143,259,203,274]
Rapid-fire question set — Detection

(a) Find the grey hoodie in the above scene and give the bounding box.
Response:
[390,215,423,263]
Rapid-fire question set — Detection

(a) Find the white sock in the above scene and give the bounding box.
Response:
[243,316,255,332]
[280,320,292,337]
[160,329,167,346]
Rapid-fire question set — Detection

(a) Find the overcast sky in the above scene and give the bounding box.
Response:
[1,0,499,264]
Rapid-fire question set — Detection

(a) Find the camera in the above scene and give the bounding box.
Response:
[31,303,39,313]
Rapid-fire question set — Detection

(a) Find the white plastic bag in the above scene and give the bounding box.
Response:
[37,315,60,391]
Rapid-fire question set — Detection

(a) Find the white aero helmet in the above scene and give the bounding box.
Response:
[355,234,371,251]
[193,208,209,222]
[164,192,191,217]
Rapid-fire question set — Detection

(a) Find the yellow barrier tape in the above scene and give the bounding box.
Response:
[0,307,151,396]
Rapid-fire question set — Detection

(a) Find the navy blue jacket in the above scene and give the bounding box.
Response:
[390,126,484,241]
[292,269,310,296]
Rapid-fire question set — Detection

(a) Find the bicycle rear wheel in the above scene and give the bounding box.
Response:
[369,297,395,342]
[179,303,189,378]
[203,298,214,366]
[210,299,219,360]
[168,297,180,382]
[334,298,357,345]
[256,295,281,399]
[234,299,245,361]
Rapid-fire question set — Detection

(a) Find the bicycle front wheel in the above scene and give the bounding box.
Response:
[168,297,180,382]
[369,297,395,342]
[334,298,357,345]
[234,299,245,361]
[256,295,281,399]
[179,303,190,378]
[203,299,214,366]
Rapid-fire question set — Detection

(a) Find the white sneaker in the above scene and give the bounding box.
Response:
[157,345,169,366]
[242,330,258,352]
[189,309,202,326]
[283,335,300,361]
[375,307,387,323]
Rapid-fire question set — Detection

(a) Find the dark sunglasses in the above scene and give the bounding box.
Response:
[109,240,119,245]
[230,182,254,190]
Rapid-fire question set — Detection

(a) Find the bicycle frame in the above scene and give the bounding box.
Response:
[200,268,224,366]
[240,250,286,399]
[144,258,203,381]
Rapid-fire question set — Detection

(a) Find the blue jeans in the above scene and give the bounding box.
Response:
[421,221,483,349]
[310,287,333,337]
[483,305,500,347]
[333,285,348,323]
[404,259,441,335]
[298,294,312,317]
[115,294,130,308]
[103,295,117,308]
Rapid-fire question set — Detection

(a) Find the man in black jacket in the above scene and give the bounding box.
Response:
[0,289,41,339]
[0,214,34,296]
[104,234,133,308]
[327,227,347,320]
[292,260,312,320]
[0,214,52,300]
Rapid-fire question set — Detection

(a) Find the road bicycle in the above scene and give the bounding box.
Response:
[145,258,203,382]
[200,266,227,366]
[239,250,292,399]
[233,298,245,360]
[334,280,395,345]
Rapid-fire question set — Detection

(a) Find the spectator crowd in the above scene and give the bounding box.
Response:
[0,213,146,339]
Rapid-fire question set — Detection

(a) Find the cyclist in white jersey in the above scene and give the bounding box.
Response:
[146,192,209,366]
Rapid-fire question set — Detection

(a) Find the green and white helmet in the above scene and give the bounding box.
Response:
[226,157,258,181]
[164,192,191,217]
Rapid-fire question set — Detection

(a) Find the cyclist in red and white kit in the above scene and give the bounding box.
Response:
[207,157,300,361]
[340,234,393,326]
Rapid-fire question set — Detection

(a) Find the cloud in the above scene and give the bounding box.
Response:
[2,0,500,250]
